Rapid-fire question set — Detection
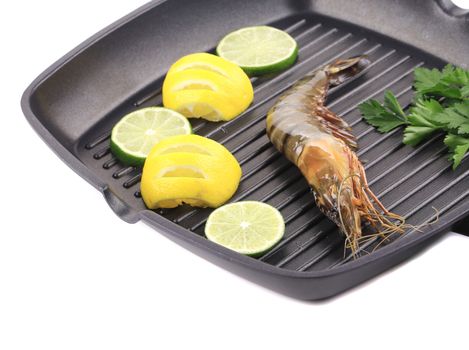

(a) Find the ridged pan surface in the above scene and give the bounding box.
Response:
[77,14,468,271]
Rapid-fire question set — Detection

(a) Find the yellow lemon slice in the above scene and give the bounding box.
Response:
[163,89,241,122]
[163,69,251,111]
[167,53,253,94]
[141,134,242,209]
[162,53,253,122]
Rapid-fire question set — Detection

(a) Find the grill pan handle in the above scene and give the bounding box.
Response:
[103,187,139,223]
[436,0,469,17]
[453,216,469,237]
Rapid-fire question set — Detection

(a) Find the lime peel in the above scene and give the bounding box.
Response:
[111,107,192,166]
[216,26,298,76]
[205,201,285,256]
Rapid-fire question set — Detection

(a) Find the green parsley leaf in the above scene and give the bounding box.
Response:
[358,91,408,133]
[414,66,442,92]
[383,90,407,120]
[414,64,469,99]
[461,85,469,98]
[437,101,469,135]
[403,99,445,146]
[444,134,469,169]
[441,65,469,92]
[360,64,469,170]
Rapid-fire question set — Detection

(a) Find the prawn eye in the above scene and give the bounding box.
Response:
[328,56,370,86]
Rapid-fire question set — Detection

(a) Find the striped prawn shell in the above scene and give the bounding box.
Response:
[266,67,355,166]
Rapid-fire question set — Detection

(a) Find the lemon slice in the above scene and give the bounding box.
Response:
[217,26,298,76]
[163,68,252,111]
[110,107,191,166]
[163,89,241,122]
[162,53,253,121]
[205,201,285,256]
[167,53,253,94]
[141,135,241,209]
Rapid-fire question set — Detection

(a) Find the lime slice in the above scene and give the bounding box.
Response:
[216,26,298,76]
[111,107,192,166]
[205,201,285,256]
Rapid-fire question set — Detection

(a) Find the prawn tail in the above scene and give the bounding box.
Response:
[339,150,407,257]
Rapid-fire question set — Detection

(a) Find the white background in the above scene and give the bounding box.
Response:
[1,1,469,349]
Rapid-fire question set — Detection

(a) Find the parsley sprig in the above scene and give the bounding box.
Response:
[359,64,469,169]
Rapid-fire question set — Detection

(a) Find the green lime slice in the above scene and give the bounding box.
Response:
[216,26,298,76]
[111,107,192,166]
[205,201,285,256]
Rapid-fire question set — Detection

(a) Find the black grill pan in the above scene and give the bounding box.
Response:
[21,0,469,300]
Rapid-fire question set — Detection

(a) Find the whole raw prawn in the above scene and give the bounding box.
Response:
[266,56,404,254]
